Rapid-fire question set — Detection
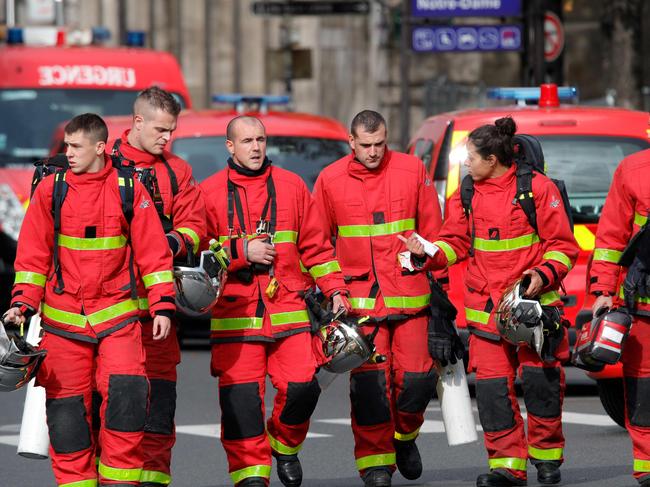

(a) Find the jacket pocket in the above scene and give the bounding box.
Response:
[342,267,370,283]
[465,270,487,294]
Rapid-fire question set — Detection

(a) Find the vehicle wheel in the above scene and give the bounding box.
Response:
[596,378,626,428]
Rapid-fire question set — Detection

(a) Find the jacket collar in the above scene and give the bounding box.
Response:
[474,164,516,192]
[117,129,160,166]
[66,154,113,184]
[227,157,272,186]
[347,149,392,180]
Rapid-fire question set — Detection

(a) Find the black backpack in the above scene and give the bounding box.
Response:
[460,134,574,255]
[30,154,136,296]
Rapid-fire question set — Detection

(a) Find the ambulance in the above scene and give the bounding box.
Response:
[408,84,650,426]
[0,25,191,310]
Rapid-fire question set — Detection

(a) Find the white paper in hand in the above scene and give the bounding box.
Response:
[398,251,415,272]
[412,232,439,258]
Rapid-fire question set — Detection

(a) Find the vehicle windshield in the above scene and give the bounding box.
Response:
[0,89,186,165]
[538,136,649,222]
[172,135,349,188]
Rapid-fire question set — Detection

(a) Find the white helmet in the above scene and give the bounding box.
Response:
[495,277,544,356]
[174,245,228,317]
[317,318,379,374]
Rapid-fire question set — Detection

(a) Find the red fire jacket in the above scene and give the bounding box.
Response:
[200,163,347,342]
[312,150,444,319]
[11,157,175,341]
[590,149,650,314]
[423,165,579,338]
[109,131,206,315]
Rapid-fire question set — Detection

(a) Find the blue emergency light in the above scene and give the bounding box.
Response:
[7,27,24,44]
[212,94,291,113]
[125,30,146,47]
[487,86,579,101]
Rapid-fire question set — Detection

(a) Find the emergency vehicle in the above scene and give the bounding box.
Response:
[49,94,350,342]
[408,84,650,427]
[0,25,191,311]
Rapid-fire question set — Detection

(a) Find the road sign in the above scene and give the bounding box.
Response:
[252,1,370,16]
[412,25,522,53]
[544,11,564,62]
[411,0,521,18]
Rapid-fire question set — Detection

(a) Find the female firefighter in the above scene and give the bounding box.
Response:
[400,117,579,487]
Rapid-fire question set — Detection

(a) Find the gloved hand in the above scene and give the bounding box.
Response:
[624,257,650,309]
[428,322,465,367]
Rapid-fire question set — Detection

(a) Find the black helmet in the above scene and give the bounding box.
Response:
[0,322,46,392]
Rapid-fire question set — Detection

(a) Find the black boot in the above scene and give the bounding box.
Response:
[476,470,527,487]
[394,439,422,480]
[140,484,166,487]
[536,462,561,485]
[363,467,392,487]
[641,477,650,487]
[275,453,303,486]
[238,477,267,486]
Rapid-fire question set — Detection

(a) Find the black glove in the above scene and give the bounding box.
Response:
[427,304,465,367]
[624,257,650,310]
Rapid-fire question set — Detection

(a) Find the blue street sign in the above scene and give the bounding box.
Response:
[411,0,522,18]
[412,25,522,52]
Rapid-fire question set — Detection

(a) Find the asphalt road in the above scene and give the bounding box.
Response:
[0,348,637,487]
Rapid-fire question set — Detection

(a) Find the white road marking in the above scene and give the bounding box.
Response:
[0,435,20,447]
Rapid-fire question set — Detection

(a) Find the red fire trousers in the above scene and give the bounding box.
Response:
[468,333,569,482]
[37,323,147,486]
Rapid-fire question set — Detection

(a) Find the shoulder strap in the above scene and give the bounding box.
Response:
[115,167,137,299]
[459,175,477,256]
[159,155,179,196]
[515,162,538,233]
[51,172,69,295]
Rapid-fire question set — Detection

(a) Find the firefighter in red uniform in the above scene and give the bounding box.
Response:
[312,110,445,487]
[200,115,350,487]
[402,117,579,487]
[4,113,175,486]
[590,148,650,487]
[106,86,206,487]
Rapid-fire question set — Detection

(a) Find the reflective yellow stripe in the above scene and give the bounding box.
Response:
[98,462,142,482]
[138,298,149,310]
[543,251,572,270]
[176,227,200,254]
[43,299,138,328]
[384,294,430,309]
[356,453,396,471]
[299,261,308,273]
[635,212,648,227]
[14,271,47,287]
[349,297,376,310]
[211,317,263,331]
[634,459,650,472]
[338,218,415,238]
[42,303,88,328]
[394,428,420,442]
[59,480,97,487]
[230,465,272,484]
[528,446,563,461]
[140,470,171,485]
[86,300,138,326]
[619,286,650,304]
[593,248,623,264]
[142,270,174,288]
[465,307,491,325]
[273,230,298,244]
[58,234,127,250]
[488,457,527,471]
[474,233,540,252]
[574,224,595,251]
[539,291,561,305]
[309,260,341,278]
[217,235,229,244]
[435,240,458,265]
[268,432,302,455]
[270,310,310,326]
